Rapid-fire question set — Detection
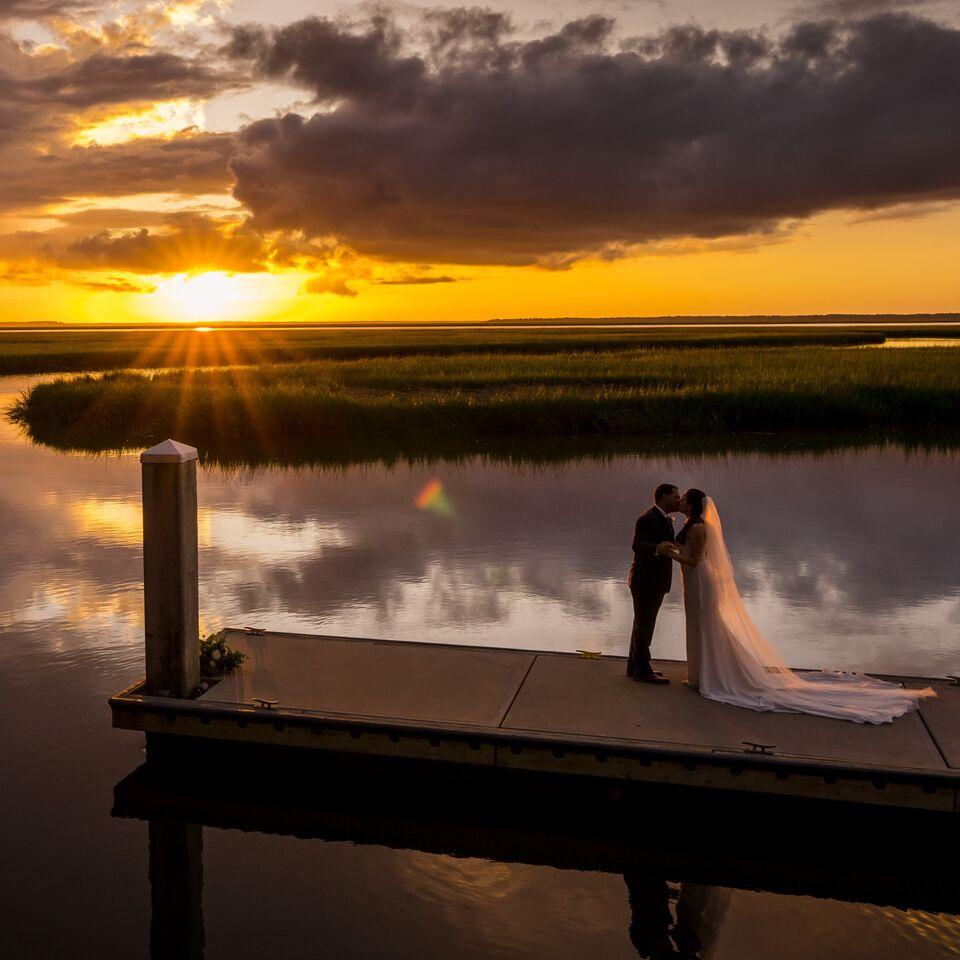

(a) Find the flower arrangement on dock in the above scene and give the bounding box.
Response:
[200,631,246,677]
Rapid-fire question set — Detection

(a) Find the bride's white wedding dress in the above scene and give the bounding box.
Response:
[681,497,936,723]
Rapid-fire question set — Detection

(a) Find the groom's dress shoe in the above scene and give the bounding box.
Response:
[632,672,670,685]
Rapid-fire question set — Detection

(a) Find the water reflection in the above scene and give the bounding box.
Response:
[115,749,959,960]
[2,372,960,958]
[2,372,957,675]
[622,875,725,958]
[868,339,960,348]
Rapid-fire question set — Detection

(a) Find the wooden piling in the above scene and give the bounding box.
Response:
[141,439,199,697]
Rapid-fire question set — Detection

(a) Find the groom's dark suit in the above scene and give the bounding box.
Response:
[627,506,675,677]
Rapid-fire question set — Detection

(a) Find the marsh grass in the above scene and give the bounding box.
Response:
[11,343,959,463]
[0,325,915,375]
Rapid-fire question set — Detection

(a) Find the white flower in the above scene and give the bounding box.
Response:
[210,649,222,661]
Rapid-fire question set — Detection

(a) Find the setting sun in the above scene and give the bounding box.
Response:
[148,272,271,323]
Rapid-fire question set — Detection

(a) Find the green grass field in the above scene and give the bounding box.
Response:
[10,339,960,464]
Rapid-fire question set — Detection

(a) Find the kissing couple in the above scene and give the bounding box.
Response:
[626,483,936,723]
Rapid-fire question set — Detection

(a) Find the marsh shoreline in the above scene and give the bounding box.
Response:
[9,337,959,465]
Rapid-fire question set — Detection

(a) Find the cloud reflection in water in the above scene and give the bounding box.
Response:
[1,375,958,677]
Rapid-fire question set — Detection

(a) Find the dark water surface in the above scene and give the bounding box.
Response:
[1,373,958,958]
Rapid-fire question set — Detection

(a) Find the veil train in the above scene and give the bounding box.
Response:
[691,497,936,723]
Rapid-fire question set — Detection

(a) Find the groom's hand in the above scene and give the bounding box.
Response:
[655,542,674,556]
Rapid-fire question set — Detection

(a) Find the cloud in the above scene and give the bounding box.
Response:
[795,0,935,17]
[301,274,358,297]
[845,198,957,223]
[0,208,359,293]
[0,258,155,291]
[21,50,230,107]
[372,274,458,285]
[46,204,209,231]
[0,212,285,283]
[50,214,266,273]
[0,131,237,212]
[0,0,90,19]
[224,10,960,266]
[223,13,426,110]
[0,17,245,215]
[70,274,156,292]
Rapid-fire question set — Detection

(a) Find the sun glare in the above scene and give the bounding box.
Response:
[150,272,265,322]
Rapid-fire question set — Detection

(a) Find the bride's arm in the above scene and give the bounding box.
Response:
[672,525,706,567]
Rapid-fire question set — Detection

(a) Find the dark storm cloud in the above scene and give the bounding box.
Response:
[224,10,960,265]
[223,13,426,110]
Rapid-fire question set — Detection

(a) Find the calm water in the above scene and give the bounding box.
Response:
[1,372,958,958]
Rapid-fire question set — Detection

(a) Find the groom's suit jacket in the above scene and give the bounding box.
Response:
[628,507,676,596]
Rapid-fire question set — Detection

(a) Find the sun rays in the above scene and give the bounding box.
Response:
[54,322,310,456]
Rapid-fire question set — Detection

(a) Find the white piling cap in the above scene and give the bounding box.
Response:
[140,438,199,464]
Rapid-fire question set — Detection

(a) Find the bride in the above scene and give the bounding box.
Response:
[668,489,936,723]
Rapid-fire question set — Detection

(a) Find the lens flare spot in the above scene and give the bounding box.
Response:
[415,479,453,517]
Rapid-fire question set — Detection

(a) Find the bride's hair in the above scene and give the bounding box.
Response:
[684,488,707,518]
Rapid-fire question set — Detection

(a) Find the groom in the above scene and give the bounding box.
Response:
[626,483,681,684]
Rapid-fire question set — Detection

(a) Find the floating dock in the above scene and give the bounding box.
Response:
[110,628,960,813]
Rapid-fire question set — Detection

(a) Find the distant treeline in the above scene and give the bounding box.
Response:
[488,314,960,325]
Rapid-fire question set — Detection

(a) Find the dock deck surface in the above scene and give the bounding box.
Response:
[112,628,959,812]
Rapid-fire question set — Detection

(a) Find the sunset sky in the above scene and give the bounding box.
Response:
[1,0,958,323]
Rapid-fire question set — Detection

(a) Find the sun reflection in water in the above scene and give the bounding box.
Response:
[71,498,142,545]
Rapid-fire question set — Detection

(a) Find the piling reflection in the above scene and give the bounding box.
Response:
[148,820,204,960]
[115,740,958,959]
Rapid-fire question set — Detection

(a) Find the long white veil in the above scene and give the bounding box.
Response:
[694,497,936,722]
[700,497,793,684]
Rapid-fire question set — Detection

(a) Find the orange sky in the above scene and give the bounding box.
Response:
[1,1,958,324]
[5,204,956,324]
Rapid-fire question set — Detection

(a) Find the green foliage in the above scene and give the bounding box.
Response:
[199,632,246,677]
[8,339,960,463]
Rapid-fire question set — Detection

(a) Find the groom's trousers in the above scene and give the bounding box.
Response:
[627,589,665,676]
